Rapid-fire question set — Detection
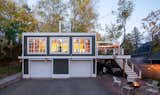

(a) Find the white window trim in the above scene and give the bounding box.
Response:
[27,37,47,55]
[72,37,92,54]
[49,37,70,54]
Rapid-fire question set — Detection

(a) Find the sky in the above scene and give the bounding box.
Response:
[26,0,160,42]
[96,0,160,35]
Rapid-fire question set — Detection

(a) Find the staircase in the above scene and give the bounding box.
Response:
[115,59,141,81]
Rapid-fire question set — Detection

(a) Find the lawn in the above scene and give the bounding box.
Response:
[0,61,21,78]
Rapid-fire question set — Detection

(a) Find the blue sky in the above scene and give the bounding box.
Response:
[26,0,160,40]
[96,0,160,35]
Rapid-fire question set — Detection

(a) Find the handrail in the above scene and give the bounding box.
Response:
[97,47,124,55]
[128,59,142,79]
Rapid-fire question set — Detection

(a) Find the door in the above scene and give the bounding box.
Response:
[30,60,52,78]
[69,60,92,77]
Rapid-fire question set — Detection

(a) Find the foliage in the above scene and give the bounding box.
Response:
[121,34,134,54]
[35,0,67,32]
[105,23,122,43]
[0,0,37,62]
[0,0,38,42]
[142,9,160,41]
[152,34,160,53]
[0,63,21,78]
[114,0,134,46]
[70,0,97,32]
[117,0,134,21]
[129,27,143,52]
[142,9,160,53]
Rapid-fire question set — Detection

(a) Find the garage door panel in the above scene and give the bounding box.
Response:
[70,60,92,77]
[30,60,52,78]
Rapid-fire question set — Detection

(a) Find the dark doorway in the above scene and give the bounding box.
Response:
[97,59,123,77]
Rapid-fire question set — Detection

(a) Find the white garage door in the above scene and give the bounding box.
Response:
[69,60,92,77]
[30,60,52,78]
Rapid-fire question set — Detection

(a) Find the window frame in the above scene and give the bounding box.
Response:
[49,37,70,54]
[72,37,92,54]
[27,37,47,55]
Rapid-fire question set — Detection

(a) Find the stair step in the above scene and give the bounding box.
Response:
[125,71,136,73]
[128,74,138,76]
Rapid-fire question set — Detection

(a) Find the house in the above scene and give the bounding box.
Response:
[19,32,96,78]
[18,32,142,79]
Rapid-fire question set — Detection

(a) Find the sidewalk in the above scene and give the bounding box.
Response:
[0,73,22,88]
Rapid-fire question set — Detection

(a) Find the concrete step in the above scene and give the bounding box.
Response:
[127,75,137,77]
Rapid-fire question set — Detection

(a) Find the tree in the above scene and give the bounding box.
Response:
[123,33,134,54]
[0,0,38,42]
[130,27,143,53]
[142,9,160,54]
[35,0,67,32]
[0,0,38,60]
[152,34,160,53]
[70,0,97,32]
[105,23,122,43]
[114,0,134,48]
[142,9,160,41]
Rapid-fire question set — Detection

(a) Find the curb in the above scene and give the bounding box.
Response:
[0,73,22,89]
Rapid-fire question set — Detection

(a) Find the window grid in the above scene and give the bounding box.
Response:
[50,37,69,54]
[27,37,47,54]
[72,37,92,54]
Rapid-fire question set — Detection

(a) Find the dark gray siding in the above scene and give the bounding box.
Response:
[24,35,96,56]
[93,59,95,74]
[24,59,28,74]
[53,59,68,74]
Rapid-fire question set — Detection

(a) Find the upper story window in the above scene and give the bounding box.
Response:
[27,37,47,54]
[50,37,69,54]
[72,37,92,54]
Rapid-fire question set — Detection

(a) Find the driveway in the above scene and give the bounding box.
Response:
[0,78,113,95]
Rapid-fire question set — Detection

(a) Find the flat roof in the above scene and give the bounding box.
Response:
[22,32,96,36]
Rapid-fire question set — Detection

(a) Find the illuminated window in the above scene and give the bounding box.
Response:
[50,37,69,54]
[27,37,47,54]
[72,37,92,54]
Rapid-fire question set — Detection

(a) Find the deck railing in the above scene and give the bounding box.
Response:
[97,47,124,56]
[128,59,142,79]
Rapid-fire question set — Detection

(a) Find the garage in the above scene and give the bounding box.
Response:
[30,60,52,78]
[69,60,92,77]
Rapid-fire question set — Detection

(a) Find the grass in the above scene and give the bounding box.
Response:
[0,64,21,78]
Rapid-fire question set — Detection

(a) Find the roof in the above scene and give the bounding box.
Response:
[22,32,96,36]
[149,52,160,60]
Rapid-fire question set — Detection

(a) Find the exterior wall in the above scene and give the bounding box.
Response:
[21,33,96,78]
[23,36,95,56]
[22,59,96,78]
[53,59,68,74]
[24,59,28,74]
